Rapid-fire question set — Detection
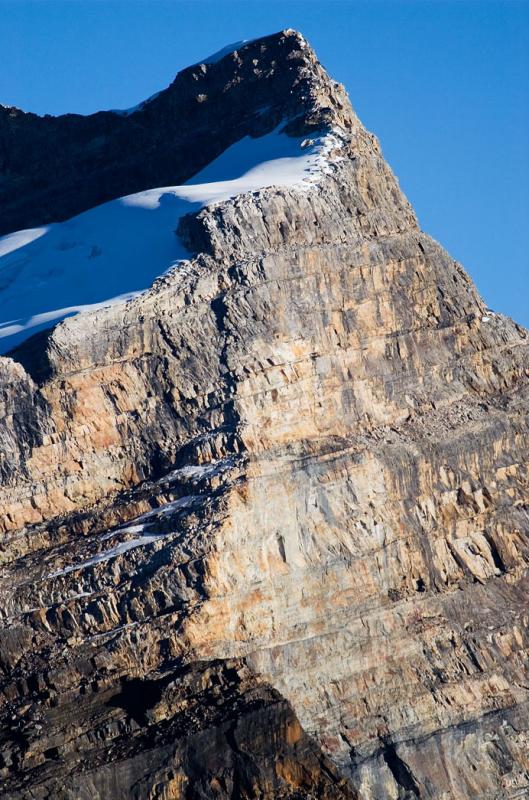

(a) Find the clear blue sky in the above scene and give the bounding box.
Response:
[1,1,528,325]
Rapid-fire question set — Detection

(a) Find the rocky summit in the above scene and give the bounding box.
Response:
[1,29,529,800]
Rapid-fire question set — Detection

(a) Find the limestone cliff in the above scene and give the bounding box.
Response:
[1,29,529,800]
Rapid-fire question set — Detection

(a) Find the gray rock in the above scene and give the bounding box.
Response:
[1,28,529,800]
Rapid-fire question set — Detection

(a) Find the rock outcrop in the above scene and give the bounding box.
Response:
[1,29,529,799]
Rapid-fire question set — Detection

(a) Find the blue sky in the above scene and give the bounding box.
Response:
[1,0,528,325]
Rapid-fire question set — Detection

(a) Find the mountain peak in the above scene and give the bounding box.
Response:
[0,30,353,237]
[2,29,528,800]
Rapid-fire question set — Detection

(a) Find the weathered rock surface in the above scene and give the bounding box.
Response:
[1,29,529,799]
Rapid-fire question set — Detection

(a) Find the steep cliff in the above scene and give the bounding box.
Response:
[1,29,529,799]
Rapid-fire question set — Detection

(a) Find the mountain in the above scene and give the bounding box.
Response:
[1,29,529,800]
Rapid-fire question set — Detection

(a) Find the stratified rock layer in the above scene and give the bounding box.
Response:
[1,29,529,800]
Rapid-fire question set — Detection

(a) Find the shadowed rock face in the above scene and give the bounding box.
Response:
[1,28,529,800]
[0,30,349,236]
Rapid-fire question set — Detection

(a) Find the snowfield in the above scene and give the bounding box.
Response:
[0,126,340,353]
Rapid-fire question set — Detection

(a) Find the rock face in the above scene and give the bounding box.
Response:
[1,29,529,800]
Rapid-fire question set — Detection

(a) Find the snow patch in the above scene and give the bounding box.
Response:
[0,291,140,340]
[201,40,248,64]
[112,90,162,117]
[0,227,48,257]
[166,457,233,482]
[117,494,201,529]
[42,488,214,580]
[46,533,164,578]
[0,126,343,353]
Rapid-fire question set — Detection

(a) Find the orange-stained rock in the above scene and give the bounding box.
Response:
[1,28,529,800]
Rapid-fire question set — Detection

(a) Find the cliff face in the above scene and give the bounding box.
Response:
[1,29,529,800]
